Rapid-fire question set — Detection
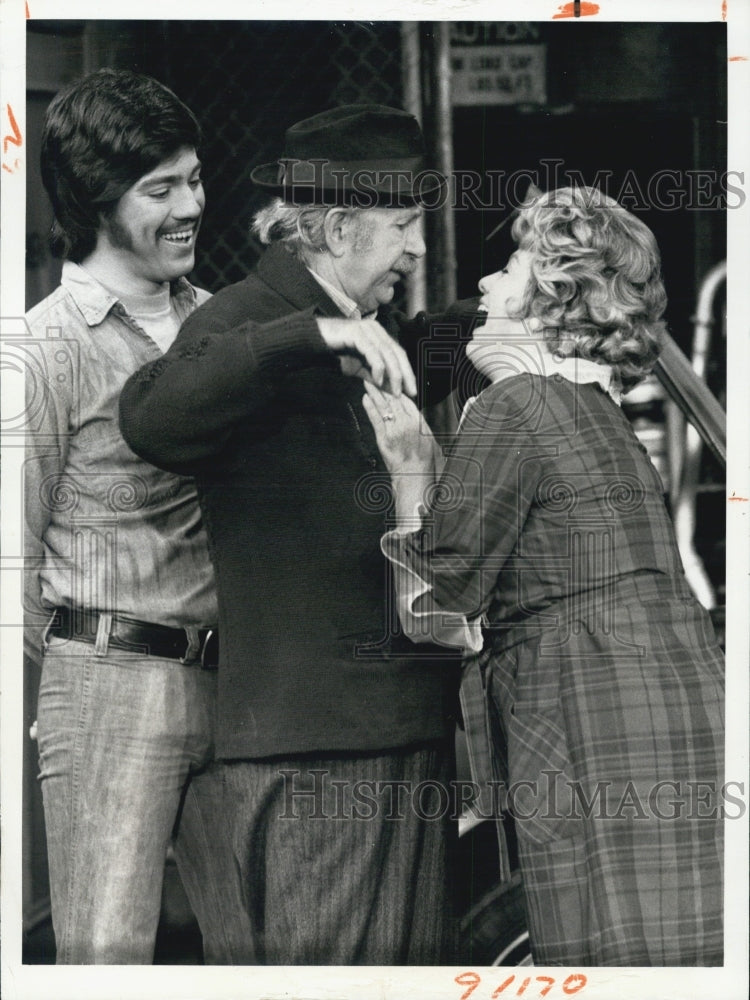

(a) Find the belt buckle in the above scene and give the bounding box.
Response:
[180,626,201,664]
[200,629,215,669]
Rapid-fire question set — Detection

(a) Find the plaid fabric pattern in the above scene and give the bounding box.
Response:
[404,374,725,965]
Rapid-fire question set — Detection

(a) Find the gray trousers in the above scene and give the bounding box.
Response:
[179,741,458,964]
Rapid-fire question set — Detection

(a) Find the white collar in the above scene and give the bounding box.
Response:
[460,340,622,430]
[479,339,621,403]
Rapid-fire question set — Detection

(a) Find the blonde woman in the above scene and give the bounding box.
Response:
[364,187,724,966]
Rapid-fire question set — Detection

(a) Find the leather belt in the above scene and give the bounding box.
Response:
[48,606,219,669]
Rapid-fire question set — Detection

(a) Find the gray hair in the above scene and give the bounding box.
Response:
[251,198,364,262]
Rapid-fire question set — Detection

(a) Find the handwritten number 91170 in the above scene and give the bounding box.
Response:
[455,971,588,999]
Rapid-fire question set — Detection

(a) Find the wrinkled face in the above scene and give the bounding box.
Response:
[467,249,535,375]
[99,146,204,291]
[336,207,426,314]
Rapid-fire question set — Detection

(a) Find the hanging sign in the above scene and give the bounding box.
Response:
[450,44,547,106]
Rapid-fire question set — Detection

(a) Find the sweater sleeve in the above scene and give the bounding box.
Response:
[381,504,485,653]
[119,296,332,474]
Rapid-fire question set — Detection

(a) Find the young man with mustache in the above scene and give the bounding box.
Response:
[24,69,236,963]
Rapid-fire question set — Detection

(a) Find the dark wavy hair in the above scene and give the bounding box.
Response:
[511,186,666,392]
[41,69,201,262]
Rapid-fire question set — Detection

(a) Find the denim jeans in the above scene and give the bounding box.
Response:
[36,635,220,964]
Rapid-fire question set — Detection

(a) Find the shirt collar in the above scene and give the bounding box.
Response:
[306,268,363,320]
[60,260,198,328]
[459,341,621,431]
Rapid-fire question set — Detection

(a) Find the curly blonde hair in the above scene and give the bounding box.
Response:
[511,186,666,392]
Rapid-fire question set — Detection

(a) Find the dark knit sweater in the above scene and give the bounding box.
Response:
[120,244,467,759]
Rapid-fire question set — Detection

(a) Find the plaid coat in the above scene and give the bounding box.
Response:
[402,372,725,965]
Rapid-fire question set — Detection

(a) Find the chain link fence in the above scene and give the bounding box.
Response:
[139,21,405,293]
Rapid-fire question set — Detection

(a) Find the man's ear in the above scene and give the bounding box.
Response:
[322,208,356,259]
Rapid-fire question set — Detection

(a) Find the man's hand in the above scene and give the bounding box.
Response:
[316,317,417,398]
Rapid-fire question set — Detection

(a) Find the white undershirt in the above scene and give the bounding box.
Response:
[118,285,182,354]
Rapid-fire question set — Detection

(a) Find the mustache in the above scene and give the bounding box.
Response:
[395,255,418,276]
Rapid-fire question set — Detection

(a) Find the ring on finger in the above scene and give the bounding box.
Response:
[383,412,395,421]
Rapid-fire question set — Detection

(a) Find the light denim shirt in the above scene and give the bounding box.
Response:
[24,262,218,637]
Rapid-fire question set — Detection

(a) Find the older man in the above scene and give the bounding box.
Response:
[119,105,466,964]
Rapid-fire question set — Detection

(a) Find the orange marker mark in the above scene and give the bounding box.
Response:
[728,493,748,502]
[3,104,22,154]
[25,1,30,17]
[722,0,727,20]
[729,55,748,61]
[562,974,588,995]
[492,976,516,997]
[455,972,482,1000]
[553,1,600,18]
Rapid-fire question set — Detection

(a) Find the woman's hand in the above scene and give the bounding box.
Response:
[362,383,440,529]
[362,382,437,476]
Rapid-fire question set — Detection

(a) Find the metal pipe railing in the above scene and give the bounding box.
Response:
[653,328,726,468]
[661,261,726,609]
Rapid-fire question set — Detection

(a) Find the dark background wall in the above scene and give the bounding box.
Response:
[26,19,727,358]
